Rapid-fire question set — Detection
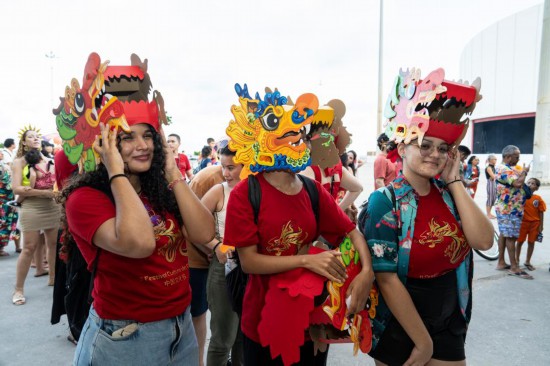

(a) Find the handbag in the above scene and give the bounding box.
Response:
[225,251,248,316]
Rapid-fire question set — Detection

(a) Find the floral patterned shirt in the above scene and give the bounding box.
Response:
[494,164,528,216]
[361,174,473,350]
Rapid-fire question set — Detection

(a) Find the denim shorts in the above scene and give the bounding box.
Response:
[496,213,523,239]
[73,306,198,365]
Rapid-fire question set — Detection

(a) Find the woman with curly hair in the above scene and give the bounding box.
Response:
[12,127,59,305]
[61,118,215,365]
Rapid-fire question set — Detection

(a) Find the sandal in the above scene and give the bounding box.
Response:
[12,290,26,305]
[496,264,511,271]
[67,334,78,346]
[507,270,534,280]
[0,250,9,257]
[34,271,49,278]
[524,263,536,271]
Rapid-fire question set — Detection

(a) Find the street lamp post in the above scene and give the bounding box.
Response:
[376,0,384,136]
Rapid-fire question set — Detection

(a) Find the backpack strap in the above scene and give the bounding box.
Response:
[248,174,320,229]
[297,174,319,227]
[248,175,262,225]
[385,183,400,230]
[87,249,101,304]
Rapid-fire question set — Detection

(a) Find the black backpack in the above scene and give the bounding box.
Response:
[358,183,399,235]
[225,174,319,315]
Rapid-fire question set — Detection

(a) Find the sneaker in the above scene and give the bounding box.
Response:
[7,201,21,208]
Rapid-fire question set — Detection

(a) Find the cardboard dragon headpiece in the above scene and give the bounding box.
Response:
[226,83,333,179]
[307,99,352,170]
[383,67,481,148]
[53,52,168,172]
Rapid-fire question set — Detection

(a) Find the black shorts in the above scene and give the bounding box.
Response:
[189,268,209,317]
[243,334,328,366]
[369,271,467,365]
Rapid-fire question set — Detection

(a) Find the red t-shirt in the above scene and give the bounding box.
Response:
[66,187,191,322]
[373,153,397,189]
[408,184,470,279]
[311,162,343,200]
[54,150,77,190]
[223,173,356,342]
[175,153,191,176]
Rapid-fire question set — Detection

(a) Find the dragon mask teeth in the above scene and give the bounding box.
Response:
[384,67,482,146]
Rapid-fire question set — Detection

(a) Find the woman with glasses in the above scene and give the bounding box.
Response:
[361,68,493,366]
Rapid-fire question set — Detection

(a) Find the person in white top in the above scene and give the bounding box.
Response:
[1,138,16,166]
[200,143,244,366]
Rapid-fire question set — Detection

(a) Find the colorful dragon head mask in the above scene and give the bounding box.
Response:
[53,52,167,172]
[226,83,321,179]
[383,67,481,147]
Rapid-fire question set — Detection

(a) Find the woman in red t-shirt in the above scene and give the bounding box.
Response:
[60,120,215,365]
[224,169,374,365]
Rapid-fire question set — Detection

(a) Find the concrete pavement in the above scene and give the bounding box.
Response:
[0,162,549,365]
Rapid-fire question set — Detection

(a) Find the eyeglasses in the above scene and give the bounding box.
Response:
[411,140,450,157]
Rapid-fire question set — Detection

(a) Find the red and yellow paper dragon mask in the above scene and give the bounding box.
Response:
[227,83,332,179]
[53,52,167,172]
[383,67,481,147]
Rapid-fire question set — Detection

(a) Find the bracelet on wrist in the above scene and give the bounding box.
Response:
[446,179,462,186]
[168,177,185,190]
[109,174,127,184]
[212,241,222,252]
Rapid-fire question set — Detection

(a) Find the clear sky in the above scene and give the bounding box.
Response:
[0,0,543,155]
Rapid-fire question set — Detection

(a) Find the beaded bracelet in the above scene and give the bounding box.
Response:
[446,179,462,186]
[168,177,186,190]
[109,174,127,184]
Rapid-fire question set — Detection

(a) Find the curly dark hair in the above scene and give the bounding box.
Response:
[57,125,182,260]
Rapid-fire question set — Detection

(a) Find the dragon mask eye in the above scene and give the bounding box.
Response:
[260,112,280,131]
[74,93,85,115]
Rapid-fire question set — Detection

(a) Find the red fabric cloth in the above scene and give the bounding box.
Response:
[66,187,191,322]
[259,265,325,365]
[54,150,77,190]
[311,162,343,200]
[408,184,469,279]
[224,173,355,343]
[373,153,396,190]
[175,153,191,177]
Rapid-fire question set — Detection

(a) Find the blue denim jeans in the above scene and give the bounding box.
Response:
[74,305,198,365]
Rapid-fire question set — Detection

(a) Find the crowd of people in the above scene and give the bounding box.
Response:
[0,58,546,366]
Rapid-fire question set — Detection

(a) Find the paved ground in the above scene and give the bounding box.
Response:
[0,162,549,365]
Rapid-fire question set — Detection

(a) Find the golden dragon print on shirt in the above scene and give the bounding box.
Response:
[145,203,187,262]
[418,218,467,264]
[267,221,308,256]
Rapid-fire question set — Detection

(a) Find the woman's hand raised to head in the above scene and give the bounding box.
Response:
[158,127,179,182]
[440,148,461,183]
[93,123,125,177]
